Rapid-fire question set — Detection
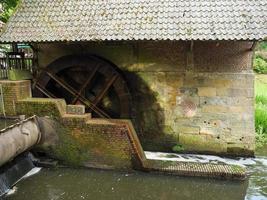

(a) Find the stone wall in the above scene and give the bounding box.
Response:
[0,82,247,178]
[35,41,255,155]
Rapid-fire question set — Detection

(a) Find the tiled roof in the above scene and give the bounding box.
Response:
[0,0,266,43]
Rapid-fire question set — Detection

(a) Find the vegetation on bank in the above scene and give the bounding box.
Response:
[255,42,267,148]
[255,75,267,148]
[0,0,19,23]
[254,42,267,74]
[254,55,267,74]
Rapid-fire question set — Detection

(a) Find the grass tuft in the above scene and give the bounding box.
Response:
[255,74,267,148]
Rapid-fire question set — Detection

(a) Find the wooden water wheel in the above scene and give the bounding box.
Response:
[34,55,131,119]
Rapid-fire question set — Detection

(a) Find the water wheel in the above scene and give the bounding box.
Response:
[34,55,131,119]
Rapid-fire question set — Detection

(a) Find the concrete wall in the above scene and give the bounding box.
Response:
[36,41,255,155]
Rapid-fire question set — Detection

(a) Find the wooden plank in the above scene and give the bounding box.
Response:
[45,70,110,118]
[71,65,100,104]
[35,83,57,98]
[92,74,118,106]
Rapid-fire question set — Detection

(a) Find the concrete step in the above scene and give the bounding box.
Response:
[66,105,86,115]
[62,113,92,120]
[143,159,246,180]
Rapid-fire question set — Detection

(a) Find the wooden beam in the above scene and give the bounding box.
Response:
[93,74,118,106]
[250,41,257,51]
[35,83,57,98]
[44,70,110,118]
[71,65,100,104]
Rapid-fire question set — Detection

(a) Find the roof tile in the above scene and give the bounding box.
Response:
[0,0,266,43]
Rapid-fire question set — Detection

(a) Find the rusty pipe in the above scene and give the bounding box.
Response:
[0,116,41,167]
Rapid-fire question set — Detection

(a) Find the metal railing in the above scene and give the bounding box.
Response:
[0,57,8,79]
[0,52,34,79]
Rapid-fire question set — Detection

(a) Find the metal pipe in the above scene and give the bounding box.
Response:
[0,116,41,167]
[0,84,5,117]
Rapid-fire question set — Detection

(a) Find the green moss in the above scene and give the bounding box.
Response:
[230,165,246,174]
[179,134,227,153]
[172,144,185,153]
[14,98,136,169]
[227,146,254,157]
[163,126,174,134]
[16,98,63,119]
[8,69,33,80]
[38,117,134,169]
[26,99,136,168]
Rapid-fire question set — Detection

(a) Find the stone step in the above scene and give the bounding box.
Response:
[62,113,92,120]
[66,105,85,115]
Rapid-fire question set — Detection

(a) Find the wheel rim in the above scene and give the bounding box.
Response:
[34,55,131,119]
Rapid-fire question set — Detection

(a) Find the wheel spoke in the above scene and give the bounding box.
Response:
[35,83,57,98]
[44,70,110,118]
[93,74,118,106]
[71,64,100,104]
[34,55,131,119]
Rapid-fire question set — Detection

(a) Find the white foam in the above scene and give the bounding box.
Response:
[4,167,41,197]
[145,151,266,167]
[254,157,267,166]
[5,186,18,196]
[22,167,42,179]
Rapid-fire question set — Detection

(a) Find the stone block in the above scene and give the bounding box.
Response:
[179,134,227,153]
[200,96,253,106]
[177,125,200,134]
[227,143,254,156]
[229,106,246,113]
[201,105,244,113]
[217,88,253,98]
[179,87,198,96]
[198,87,216,97]
[226,131,255,144]
[212,79,232,88]
[66,105,85,115]
[199,127,221,137]
[201,105,228,113]
[216,88,230,97]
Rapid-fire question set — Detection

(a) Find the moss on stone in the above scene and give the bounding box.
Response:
[179,134,227,153]
[14,98,134,168]
[230,165,246,174]
[172,144,185,153]
[227,146,254,157]
[16,98,63,119]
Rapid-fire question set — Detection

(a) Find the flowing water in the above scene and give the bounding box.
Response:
[0,120,266,200]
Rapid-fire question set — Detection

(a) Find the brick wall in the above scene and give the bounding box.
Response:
[0,80,31,116]
[15,98,145,169]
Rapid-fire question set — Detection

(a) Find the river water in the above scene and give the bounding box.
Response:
[1,120,267,200]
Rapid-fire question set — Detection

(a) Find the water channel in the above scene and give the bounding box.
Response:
[1,120,266,200]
